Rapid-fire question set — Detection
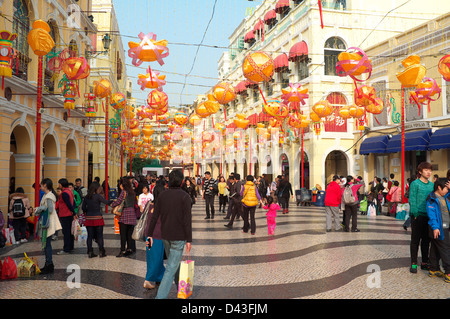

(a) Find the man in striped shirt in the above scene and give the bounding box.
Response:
[202,171,217,219]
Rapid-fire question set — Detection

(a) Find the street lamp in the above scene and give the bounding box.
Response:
[86,33,112,58]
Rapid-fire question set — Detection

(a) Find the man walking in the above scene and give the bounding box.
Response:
[224,174,243,229]
[147,169,192,299]
[202,171,217,219]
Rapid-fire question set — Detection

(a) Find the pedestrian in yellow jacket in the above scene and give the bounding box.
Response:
[240,176,263,235]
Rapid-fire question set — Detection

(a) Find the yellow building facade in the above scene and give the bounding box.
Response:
[0,0,97,218]
[355,12,450,192]
[201,0,450,192]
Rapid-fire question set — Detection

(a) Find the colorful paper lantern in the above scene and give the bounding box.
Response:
[84,93,97,117]
[128,118,140,129]
[137,68,166,91]
[281,83,309,105]
[312,100,333,118]
[62,81,77,110]
[365,98,384,115]
[189,113,202,126]
[27,20,55,56]
[396,55,426,88]
[93,78,112,99]
[195,102,211,118]
[110,92,126,110]
[204,94,221,114]
[336,47,372,82]
[212,82,236,105]
[354,85,376,107]
[263,100,283,118]
[0,31,17,87]
[438,55,450,81]
[233,113,249,129]
[142,124,155,137]
[242,51,274,83]
[173,112,188,126]
[338,106,351,119]
[147,90,168,110]
[409,77,441,115]
[62,57,90,80]
[128,32,169,66]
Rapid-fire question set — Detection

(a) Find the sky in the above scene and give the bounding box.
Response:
[113,0,264,109]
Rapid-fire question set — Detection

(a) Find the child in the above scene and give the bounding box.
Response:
[426,181,450,283]
[408,162,434,273]
[264,196,280,236]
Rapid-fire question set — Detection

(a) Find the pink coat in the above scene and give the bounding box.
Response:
[264,203,280,218]
[388,186,400,202]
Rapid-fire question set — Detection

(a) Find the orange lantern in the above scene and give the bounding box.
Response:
[195,102,211,118]
[174,112,188,126]
[338,106,351,119]
[275,103,289,120]
[263,100,282,118]
[354,85,376,106]
[310,111,322,135]
[438,55,450,81]
[409,77,441,115]
[110,92,126,110]
[142,124,155,137]
[242,51,274,83]
[396,55,426,88]
[27,20,55,56]
[128,32,169,66]
[137,69,166,91]
[336,47,372,81]
[204,94,221,114]
[287,112,303,129]
[128,118,139,129]
[213,82,236,104]
[62,57,90,80]
[312,100,333,118]
[348,105,365,118]
[147,90,168,110]
[93,78,112,99]
[234,113,249,129]
[189,113,202,126]
[365,98,384,115]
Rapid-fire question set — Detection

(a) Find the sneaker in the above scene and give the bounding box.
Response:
[428,270,444,278]
[351,229,360,232]
[444,274,450,283]
[410,264,418,273]
[224,224,232,229]
[57,250,69,255]
[421,262,430,271]
[20,239,28,243]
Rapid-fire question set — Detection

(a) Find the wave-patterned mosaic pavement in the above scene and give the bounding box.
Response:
[1,199,449,299]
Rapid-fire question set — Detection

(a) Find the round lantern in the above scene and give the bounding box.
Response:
[189,113,202,126]
[213,82,236,105]
[409,77,441,115]
[93,78,112,99]
[354,85,376,107]
[338,106,351,119]
[173,112,188,126]
[438,55,450,81]
[312,100,333,118]
[274,103,289,120]
[348,105,365,118]
[287,112,303,129]
[147,90,168,110]
[263,100,282,118]
[110,92,126,110]
[242,51,274,83]
[365,98,384,115]
[127,118,139,129]
[195,102,211,118]
[336,47,372,81]
[62,57,90,80]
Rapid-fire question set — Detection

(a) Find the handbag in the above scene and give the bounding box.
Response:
[112,199,124,217]
[132,204,152,242]
[177,254,194,299]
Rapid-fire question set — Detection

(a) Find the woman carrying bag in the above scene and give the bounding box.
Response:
[81,182,113,258]
[111,177,140,258]
[34,178,62,275]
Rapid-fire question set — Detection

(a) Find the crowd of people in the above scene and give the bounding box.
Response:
[324,164,450,283]
[1,162,449,296]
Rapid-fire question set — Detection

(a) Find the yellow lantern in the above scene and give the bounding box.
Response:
[213,82,236,105]
[189,113,202,126]
[233,113,249,129]
[142,124,155,137]
[203,94,221,114]
[93,78,112,99]
[396,55,426,88]
[173,112,188,126]
[312,100,333,118]
[195,102,211,118]
[242,51,274,83]
[27,20,55,56]
[110,92,127,110]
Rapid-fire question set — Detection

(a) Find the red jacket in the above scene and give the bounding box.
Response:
[325,181,342,207]
[57,188,74,218]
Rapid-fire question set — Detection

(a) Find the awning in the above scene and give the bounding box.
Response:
[258,111,270,122]
[289,41,308,61]
[248,113,258,126]
[244,30,255,43]
[359,135,389,155]
[385,129,432,153]
[275,0,290,13]
[253,20,264,32]
[428,127,450,150]
[264,9,277,23]
[274,53,289,72]
[235,80,250,94]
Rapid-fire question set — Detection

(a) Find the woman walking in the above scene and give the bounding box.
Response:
[81,182,112,258]
[34,178,61,274]
[240,175,263,235]
[277,175,293,214]
[182,178,197,207]
[111,177,139,257]
[218,176,228,213]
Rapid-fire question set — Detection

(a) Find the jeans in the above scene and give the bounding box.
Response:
[344,204,358,231]
[156,240,186,299]
[12,218,27,241]
[86,226,104,252]
[44,236,53,266]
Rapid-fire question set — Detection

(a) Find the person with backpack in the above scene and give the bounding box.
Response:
[342,176,363,232]
[8,187,32,243]
[277,175,293,214]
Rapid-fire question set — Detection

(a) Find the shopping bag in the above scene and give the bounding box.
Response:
[367,204,376,217]
[359,198,368,212]
[17,253,40,277]
[1,256,17,280]
[78,226,87,245]
[177,258,194,299]
[71,219,81,241]
[2,227,16,246]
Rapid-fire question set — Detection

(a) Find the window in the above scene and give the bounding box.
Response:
[279,6,290,20]
[12,0,30,81]
[404,87,423,121]
[324,37,346,76]
[324,92,348,132]
[266,79,274,97]
[281,71,289,88]
[252,86,259,103]
[296,57,309,81]
[372,81,388,127]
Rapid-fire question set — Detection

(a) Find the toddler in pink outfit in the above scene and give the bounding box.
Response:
[264,197,281,236]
